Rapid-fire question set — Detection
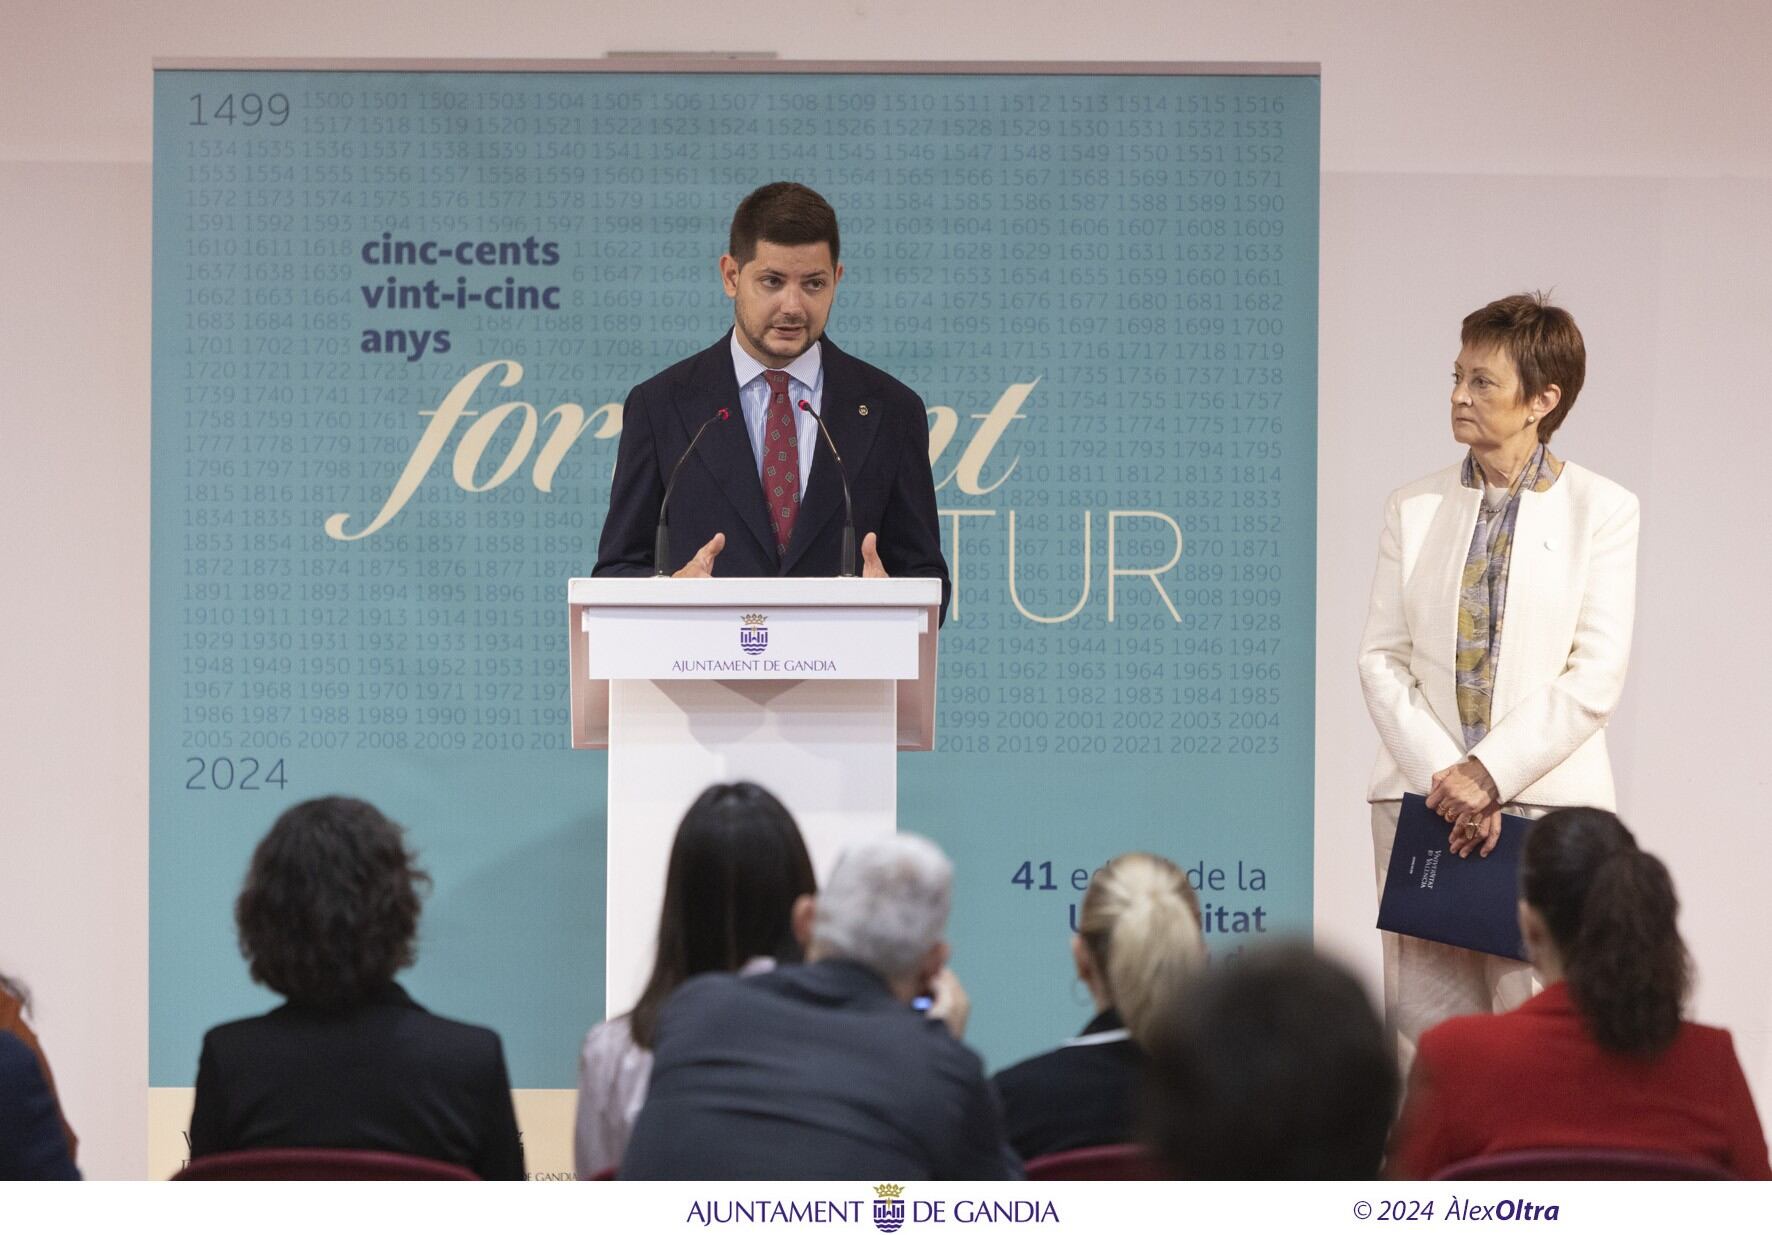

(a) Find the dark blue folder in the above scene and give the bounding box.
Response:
[1376,793,1531,961]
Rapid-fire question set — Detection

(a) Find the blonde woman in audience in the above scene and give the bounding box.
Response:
[991,853,1205,1161]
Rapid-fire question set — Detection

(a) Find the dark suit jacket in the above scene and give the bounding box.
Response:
[1389,983,1771,1180]
[0,1032,79,1179]
[594,334,951,622]
[1,988,77,1164]
[620,960,1019,1180]
[992,1009,1144,1162]
[188,983,525,1180]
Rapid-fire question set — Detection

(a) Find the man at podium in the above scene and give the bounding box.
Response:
[594,182,951,623]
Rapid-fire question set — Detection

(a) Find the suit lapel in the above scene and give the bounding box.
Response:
[672,334,777,561]
[784,337,882,572]
[1493,482,1558,716]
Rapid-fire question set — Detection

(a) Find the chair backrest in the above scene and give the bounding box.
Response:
[174,1148,478,1181]
[1023,1143,1166,1181]
[1433,1148,1734,1181]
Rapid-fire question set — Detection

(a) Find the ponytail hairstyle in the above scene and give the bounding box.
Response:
[1076,853,1206,1050]
[1521,808,1689,1057]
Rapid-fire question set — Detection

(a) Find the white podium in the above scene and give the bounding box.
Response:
[567,576,942,1014]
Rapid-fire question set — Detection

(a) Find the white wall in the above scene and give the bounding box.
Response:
[3,0,1768,1178]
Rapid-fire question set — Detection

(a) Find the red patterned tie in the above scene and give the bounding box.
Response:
[761,370,801,557]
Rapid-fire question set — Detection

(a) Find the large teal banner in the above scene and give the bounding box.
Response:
[151,66,1319,1089]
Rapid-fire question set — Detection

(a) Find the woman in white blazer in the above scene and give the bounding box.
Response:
[1358,293,1639,1052]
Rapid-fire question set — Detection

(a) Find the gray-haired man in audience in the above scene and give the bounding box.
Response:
[620,832,1020,1180]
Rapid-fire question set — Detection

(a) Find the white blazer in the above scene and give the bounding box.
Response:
[1358,460,1639,809]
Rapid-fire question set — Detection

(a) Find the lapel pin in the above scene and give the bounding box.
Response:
[858,403,869,417]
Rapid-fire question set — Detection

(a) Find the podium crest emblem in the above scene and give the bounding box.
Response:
[739,613,769,657]
[871,1184,905,1233]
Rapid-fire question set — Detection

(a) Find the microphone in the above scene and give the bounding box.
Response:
[800,399,857,578]
[654,407,730,576]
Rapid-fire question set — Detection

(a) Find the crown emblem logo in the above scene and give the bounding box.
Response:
[871,1184,906,1233]
[739,613,769,657]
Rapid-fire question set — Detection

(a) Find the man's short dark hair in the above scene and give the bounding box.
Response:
[235,796,429,1008]
[728,182,840,266]
[1143,945,1398,1179]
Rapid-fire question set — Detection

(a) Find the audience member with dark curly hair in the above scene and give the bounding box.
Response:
[1143,945,1397,1179]
[1388,808,1770,1179]
[187,797,524,1179]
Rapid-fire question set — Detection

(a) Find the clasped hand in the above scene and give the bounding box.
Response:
[1426,757,1502,859]
[672,531,891,578]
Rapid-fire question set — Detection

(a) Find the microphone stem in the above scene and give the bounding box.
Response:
[801,400,857,578]
[654,408,729,575]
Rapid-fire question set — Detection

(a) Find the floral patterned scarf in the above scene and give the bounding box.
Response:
[1455,443,1562,750]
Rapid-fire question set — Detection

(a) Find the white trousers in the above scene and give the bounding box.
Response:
[1370,799,1539,1071]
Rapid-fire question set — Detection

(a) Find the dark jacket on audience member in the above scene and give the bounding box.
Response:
[188,982,524,1180]
[1,987,78,1165]
[0,1031,80,1179]
[621,959,1021,1180]
[992,1009,1143,1162]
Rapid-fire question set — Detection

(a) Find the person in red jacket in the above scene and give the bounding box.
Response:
[1389,807,1770,1179]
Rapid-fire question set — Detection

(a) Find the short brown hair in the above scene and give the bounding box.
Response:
[728,182,840,266]
[1460,292,1586,442]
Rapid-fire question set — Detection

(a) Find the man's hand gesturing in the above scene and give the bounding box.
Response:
[672,533,725,578]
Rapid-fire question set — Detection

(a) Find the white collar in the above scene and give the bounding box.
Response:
[730,330,823,393]
[1062,1027,1132,1048]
